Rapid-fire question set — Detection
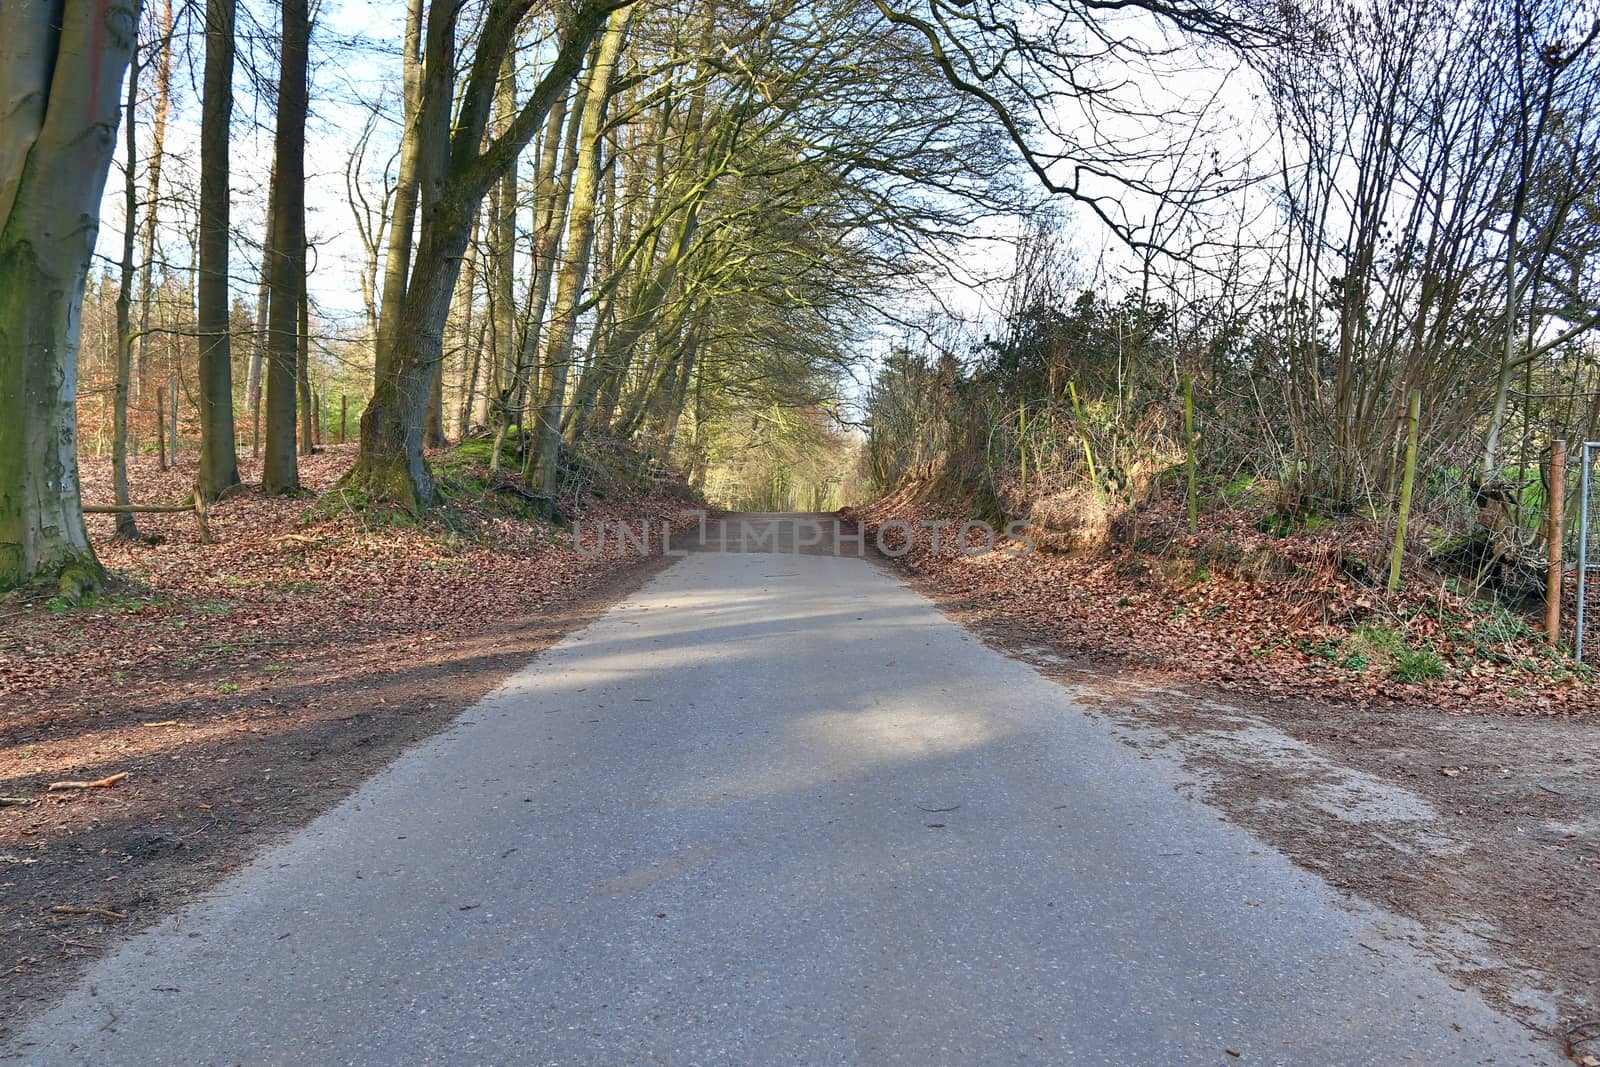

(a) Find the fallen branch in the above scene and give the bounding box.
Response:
[47,772,129,792]
[50,905,127,921]
[84,500,213,544]
[0,796,31,807]
[488,480,544,504]
[142,720,191,729]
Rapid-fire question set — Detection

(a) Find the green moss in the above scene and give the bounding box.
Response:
[1222,473,1257,498]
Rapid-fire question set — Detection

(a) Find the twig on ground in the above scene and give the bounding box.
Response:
[50,905,127,921]
[47,772,129,791]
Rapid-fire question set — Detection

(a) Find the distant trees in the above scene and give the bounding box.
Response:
[4,0,1596,596]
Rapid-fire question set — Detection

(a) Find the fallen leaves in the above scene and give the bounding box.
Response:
[845,487,1596,718]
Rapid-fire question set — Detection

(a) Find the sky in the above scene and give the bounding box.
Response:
[91,0,1271,369]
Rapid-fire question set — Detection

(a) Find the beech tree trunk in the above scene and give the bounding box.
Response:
[247,163,275,457]
[0,0,139,595]
[515,86,584,461]
[350,0,629,511]
[134,0,174,400]
[531,14,631,507]
[262,0,309,494]
[297,269,314,455]
[374,0,424,376]
[196,0,239,499]
[112,39,143,539]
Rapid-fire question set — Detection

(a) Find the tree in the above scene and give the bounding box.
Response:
[0,1,140,595]
[350,0,634,511]
[529,12,632,507]
[112,33,145,540]
[134,0,175,403]
[197,0,241,500]
[263,0,310,494]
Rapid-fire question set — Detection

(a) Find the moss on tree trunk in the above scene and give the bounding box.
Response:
[0,241,104,597]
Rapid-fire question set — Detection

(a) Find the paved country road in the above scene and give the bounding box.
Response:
[5,532,1557,1065]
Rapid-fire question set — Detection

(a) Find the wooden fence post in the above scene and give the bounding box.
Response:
[1548,439,1566,643]
[1387,388,1421,593]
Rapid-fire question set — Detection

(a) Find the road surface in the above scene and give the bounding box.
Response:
[6,530,1555,1064]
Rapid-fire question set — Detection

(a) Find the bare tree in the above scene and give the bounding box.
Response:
[263,0,311,494]
[351,0,634,510]
[197,0,241,499]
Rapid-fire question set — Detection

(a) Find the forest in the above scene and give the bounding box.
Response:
[0,0,1593,601]
[4,0,1600,1054]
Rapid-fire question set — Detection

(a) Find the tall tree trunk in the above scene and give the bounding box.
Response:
[247,162,275,458]
[350,0,625,510]
[134,0,175,400]
[374,0,424,376]
[197,0,239,499]
[297,267,314,455]
[112,40,143,539]
[454,226,482,435]
[515,86,584,452]
[531,14,630,507]
[493,56,519,415]
[263,0,309,494]
[485,54,521,469]
[0,0,138,595]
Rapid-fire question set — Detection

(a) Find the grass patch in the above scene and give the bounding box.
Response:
[1392,647,1446,683]
[1342,622,1446,683]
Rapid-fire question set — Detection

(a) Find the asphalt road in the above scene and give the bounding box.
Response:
[6,538,1556,1065]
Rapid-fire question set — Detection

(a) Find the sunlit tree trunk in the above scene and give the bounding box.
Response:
[112,39,143,539]
[486,55,519,469]
[134,0,174,401]
[0,0,139,595]
[531,12,631,508]
[263,0,309,493]
[196,0,240,499]
[297,267,314,455]
[247,162,275,458]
